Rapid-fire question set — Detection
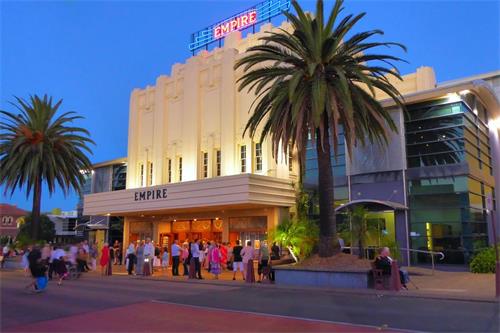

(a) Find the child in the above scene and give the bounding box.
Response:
[161,247,169,275]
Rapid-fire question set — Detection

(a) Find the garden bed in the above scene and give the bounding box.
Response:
[273,253,374,289]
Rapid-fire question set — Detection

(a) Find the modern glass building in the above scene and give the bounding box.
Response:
[305,71,500,265]
[81,17,500,265]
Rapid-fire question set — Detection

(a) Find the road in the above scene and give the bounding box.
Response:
[1,270,498,332]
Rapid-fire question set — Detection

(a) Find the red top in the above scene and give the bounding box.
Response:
[100,246,109,266]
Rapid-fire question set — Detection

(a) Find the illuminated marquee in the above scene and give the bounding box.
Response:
[189,0,290,51]
[214,11,257,39]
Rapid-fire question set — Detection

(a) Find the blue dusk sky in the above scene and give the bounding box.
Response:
[1,0,499,212]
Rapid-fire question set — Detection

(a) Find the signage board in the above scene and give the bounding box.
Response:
[134,188,168,201]
[189,0,291,51]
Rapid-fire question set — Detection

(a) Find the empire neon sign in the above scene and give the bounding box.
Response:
[214,11,257,39]
[189,0,290,52]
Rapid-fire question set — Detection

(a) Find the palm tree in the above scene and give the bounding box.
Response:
[0,95,93,240]
[235,0,406,257]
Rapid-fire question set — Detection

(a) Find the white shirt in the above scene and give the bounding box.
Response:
[126,244,135,255]
[2,246,9,255]
[190,243,200,258]
[143,243,155,257]
[51,249,66,261]
[83,244,90,253]
[241,246,255,263]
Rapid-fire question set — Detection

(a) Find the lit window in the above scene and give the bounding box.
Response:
[216,150,221,176]
[147,162,153,186]
[254,142,262,172]
[167,159,172,183]
[139,163,144,187]
[202,152,208,178]
[288,144,293,172]
[178,157,183,182]
[240,145,247,173]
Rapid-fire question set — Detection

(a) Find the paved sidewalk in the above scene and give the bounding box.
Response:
[119,264,498,302]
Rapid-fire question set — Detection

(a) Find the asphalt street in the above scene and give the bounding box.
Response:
[1,270,498,332]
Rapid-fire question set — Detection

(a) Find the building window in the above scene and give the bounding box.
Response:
[202,152,208,178]
[216,150,221,176]
[240,145,247,173]
[139,163,144,187]
[178,157,183,182]
[288,143,293,172]
[167,159,172,183]
[147,162,153,186]
[254,142,262,172]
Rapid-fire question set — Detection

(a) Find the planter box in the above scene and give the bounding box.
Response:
[273,265,372,289]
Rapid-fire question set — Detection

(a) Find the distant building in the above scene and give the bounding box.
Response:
[0,204,27,239]
[77,158,127,246]
[47,210,79,243]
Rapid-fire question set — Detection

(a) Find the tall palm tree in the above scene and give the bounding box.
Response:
[0,95,93,240]
[235,0,406,257]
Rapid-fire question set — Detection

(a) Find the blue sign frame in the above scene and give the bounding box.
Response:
[189,0,291,52]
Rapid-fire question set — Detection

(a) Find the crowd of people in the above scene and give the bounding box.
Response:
[5,236,410,293]
[123,238,282,283]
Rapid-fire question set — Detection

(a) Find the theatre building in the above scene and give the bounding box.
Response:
[84,18,500,265]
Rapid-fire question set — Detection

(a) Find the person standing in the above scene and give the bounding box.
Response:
[143,238,155,276]
[220,242,228,271]
[190,239,202,279]
[126,242,136,275]
[209,242,222,279]
[241,241,255,283]
[271,242,280,260]
[181,242,189,276]
[136,241,145,275]
[100,243,110,276]
[89,243,98,271]
[231,240,244,281]
[161,247,169,275]
[258,241,270,283]
[1,244,9,268]
[171,240,181,276]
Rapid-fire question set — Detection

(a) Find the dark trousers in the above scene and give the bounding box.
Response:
[172,256,180,276]
[194,257,202,279]
[48,262,54,279]
[183,259,189,276]
[127,254,136,275]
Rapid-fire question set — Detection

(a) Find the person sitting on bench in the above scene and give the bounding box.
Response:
[374,247,409,289]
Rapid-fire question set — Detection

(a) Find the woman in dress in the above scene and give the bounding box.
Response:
[209,242,222,279]
[220,242,228,271]
[100,243,109,276]
[136,241,144,276]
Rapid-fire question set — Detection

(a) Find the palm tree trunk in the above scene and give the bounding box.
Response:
[31,177,42,240]
[316,117,337,257]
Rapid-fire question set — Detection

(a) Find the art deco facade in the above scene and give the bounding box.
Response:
[84,21,500,264]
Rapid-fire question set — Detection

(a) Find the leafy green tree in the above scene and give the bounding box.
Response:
[235,0,406,257]
[17,214,56,244]
[0,95,93,240]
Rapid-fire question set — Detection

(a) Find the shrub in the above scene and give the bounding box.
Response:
[271,217,319,261]
[470,245,498,273]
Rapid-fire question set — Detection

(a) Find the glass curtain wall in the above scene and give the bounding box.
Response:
[406,96,494,264]
[304,128,348,218]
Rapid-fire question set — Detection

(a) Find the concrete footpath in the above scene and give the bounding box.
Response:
[120,264,498,303]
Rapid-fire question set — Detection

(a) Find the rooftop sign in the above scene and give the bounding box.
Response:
[189,0,291,52]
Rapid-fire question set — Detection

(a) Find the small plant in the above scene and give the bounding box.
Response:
[271,217,319,262]
[470,245,498,273]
